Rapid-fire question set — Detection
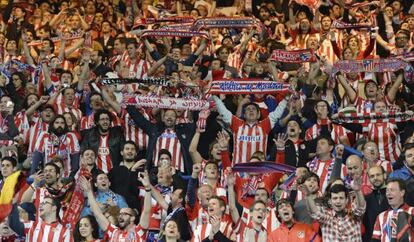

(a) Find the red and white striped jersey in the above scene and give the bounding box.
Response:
[233,218,268,242]
[138,186,172,231]
[153,129,184,172]
[34,132,80,177]
[55,102,83,121]
[24,220,73,242]
[240,206,280,234]
[186,202,209,232]
[231,116,271,165]
[122,109,149,151]
[317,32,339,65]
[97,135,112,173]
[306,158,347,192]
[14,111,37,144]
[126,58,148,79]
[305,119,350,144]
[27,120,49,154]
[32,187,51,220]
[191,218,234,242]
[372,204,414,242]
[364,122,401,163]
[105,224,147,242]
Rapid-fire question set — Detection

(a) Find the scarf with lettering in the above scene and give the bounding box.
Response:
[100,77,172,87]
[232,162,296,174]
[140,29,209,39]
[333,111,414,124]
[331,20,372,29]
[190,17,262,31]
[208,79,291,95]
[271,49,317,63]
[329,58,414,85]
[122,95,212,111]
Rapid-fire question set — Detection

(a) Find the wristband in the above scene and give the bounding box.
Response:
[145,187,151,192]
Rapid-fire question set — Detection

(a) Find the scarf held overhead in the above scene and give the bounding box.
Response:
[123,95,212,110]
[333,111,414,124]
[331,20,372,29]
[270,49,317,63]
[330,58,414,84]
[100,77,172,87]
[208,79,290,94]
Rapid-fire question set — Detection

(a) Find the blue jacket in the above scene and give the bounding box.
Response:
[389,166,414,181]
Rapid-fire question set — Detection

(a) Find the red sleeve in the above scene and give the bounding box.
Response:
[221,150,232,169]
[275,150,285,164]
[230,116,244,133]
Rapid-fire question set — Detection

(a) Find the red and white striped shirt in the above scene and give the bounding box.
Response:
[24,220,73,242]
[138,186,172,231]
[105,224,146,242]
[191,218,234,242]
[154,129,184,172]
[186,202,209,232]
[97,135,112,173]
[32,187,51,220]
[364,122,401,163]
[307,158,347,192]
[372,204,414,242]
[55,103,83,121]
[27,120,49,154]
[231,116,271,165]
[122,109,149,151]
[240,206,280,234]
[34,132,80,177]
[233,218,268,242]
[305,119,350,144]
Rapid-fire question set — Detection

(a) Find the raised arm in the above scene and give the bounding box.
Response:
[142,171,169,210]
[80,176,110,231]
[137,171,152,229]
[386,72,404,103]
[227,172,240,224]
[211,95,233,125]
[337,73,357,103]
[189,131,203,164]
[21,31,35,66]
[268,98,288,127]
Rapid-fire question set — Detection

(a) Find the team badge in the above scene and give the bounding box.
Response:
[297,231,305,238]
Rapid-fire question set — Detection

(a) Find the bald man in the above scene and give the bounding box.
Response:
[344,155,372,195]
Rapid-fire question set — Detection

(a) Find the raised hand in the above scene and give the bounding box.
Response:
[191,162,202,178]
[216,131,230,150]
[79,176,92,194]
[335,144,344,159]
[273,133,288,150]
[138,171,151,188]
[131,159,147,172]
[226,171,235,187]
[350,176,362,192]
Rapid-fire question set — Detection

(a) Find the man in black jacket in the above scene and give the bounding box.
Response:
[126,106,196,175]
[362,165,389,242]
[81,109,125,173]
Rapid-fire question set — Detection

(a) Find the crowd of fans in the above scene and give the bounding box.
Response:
[1,0,414,241]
